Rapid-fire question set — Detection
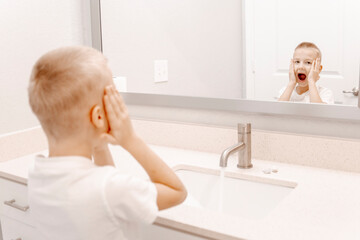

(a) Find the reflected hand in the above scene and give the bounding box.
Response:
[308,58,321,84]
[289,59,296,85]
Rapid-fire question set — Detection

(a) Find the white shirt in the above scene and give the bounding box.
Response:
[278,85,334,104]
[28,155,158,240]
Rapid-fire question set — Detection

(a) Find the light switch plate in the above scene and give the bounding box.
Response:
[154,60,168,83]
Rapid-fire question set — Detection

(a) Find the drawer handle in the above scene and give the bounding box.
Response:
[12,238,22,240]
[4,199,29,212]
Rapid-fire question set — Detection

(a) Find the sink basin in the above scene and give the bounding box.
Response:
[174,165,296,220]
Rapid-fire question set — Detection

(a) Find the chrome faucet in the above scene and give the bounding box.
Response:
[219,123,252,168]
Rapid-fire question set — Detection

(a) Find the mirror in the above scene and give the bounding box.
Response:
[99,0,359,106]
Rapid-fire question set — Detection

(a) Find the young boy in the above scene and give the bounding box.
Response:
[278,42,334,104]
[27,46,187,240]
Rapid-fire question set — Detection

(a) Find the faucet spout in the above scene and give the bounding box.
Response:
[219,123,253,169]
[219,142,245,167]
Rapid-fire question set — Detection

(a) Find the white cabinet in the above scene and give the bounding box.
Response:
[1,216,37,240]
[0,177,37,240]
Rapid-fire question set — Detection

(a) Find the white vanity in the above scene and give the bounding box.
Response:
[0,153,39,240]
[1,121,360,240]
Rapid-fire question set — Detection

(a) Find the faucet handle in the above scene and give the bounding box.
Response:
[238,123,251,133]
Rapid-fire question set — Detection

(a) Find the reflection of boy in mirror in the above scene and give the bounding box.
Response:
[278,42,334,104]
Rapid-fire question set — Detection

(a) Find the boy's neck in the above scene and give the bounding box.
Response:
[48,137,93,160]
[296,85,309,95]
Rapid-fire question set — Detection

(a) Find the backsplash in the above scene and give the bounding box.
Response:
[1,120,360,173]
[133,119,360,173]
[0,127,47,163]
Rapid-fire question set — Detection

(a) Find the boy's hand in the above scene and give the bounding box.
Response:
[101,85,137,148]
[288,59,296,85]
[308,58,321,84]
[101,86,187,210]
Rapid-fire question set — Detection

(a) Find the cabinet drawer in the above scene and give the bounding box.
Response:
[1,215,37,240]
[0,178,33,226]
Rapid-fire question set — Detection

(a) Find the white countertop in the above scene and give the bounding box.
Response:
[1,144,360,240]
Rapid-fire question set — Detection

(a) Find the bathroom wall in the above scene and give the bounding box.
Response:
[0,0,92,135]
[101,0,244,99]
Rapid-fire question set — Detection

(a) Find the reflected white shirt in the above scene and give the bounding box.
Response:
[278,85,334,104]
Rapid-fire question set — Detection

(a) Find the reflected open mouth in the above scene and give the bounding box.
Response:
[298,73,306,81]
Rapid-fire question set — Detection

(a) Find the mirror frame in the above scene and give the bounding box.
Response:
[90,0,360,122]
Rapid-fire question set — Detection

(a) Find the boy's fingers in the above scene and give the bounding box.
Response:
[107,86,124,119]
[104,95,120,124]
[312,60,316,71]
[111,86,127,113]
[104,85,127,120]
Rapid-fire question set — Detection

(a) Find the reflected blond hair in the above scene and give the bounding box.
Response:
[28,46,110,139]
[295,42,322,61]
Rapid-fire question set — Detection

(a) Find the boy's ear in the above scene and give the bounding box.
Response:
[320,65,323,72]
[90,105,105,129]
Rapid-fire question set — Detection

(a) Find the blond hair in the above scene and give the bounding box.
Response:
[295,42,322,60]
[28,46,110,139]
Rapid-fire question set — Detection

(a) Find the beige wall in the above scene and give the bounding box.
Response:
[0,0,91,135]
